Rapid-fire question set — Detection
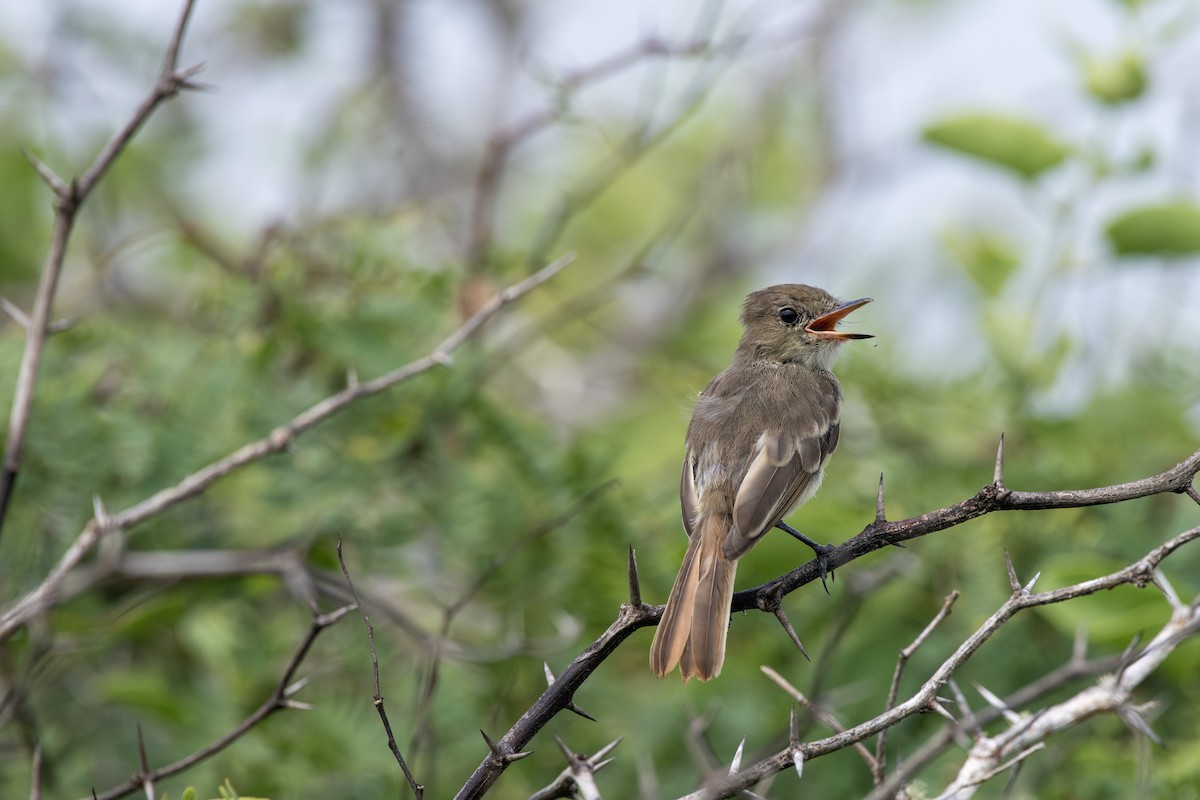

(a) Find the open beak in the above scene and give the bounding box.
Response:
[805,297,873,340]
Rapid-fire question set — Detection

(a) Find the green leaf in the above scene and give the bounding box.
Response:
[1106,201,1200,256]
[941,227,1021,296]
[1083,50,1148,105]
[923,112,1070,179]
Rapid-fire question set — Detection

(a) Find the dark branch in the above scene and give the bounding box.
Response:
[90,604,353,800]
[454,445,1200,798]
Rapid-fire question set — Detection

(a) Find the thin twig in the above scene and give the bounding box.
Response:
[89,604,354,800]
[760,666,877,775]
[338,539,423,799]
[0,253,575,644]
[693,525,1200,798]
[0,0,201,540]
[453,447,1200,799]
[874,590,960,781]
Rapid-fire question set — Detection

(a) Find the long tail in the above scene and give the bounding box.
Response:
[649,515,738,681]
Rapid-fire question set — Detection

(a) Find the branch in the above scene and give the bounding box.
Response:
[87,603,354,800]
[694,525,1200,798]
[734,445,1200,612]
[0,253,575,644]
[0,0,202,539]
[451,446,1200,798]
[338,540,423,799]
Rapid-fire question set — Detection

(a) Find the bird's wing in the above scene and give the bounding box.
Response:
[680,446,699,538]
[724,422,840,559]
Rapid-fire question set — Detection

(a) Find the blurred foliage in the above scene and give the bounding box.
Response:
[1082,48,1149,105]
[1106,201,1200,256]
[2,1,1199,799]
[922,112,1071,180]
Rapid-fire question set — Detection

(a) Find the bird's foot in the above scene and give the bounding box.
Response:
[774,521,835,594]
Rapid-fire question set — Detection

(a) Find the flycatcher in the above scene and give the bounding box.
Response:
[649,284,872,681]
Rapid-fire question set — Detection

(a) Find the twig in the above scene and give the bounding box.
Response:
[760,666,877,775]
[337,539,423,799]
[692,525,1200,798]
[407,480,613,764]
[863,638,1122,800]
[452,447,1200,799]
[739,446,1200,612]
[89,603,354,800]
[874,590,960,781]
[0,253,575,644]
[465,34,726,270]
[0,0,201,540]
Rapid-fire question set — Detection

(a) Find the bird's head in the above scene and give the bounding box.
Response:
[737,284,873,370]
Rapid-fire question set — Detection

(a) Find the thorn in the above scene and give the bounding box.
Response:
[792,745,805,779]
[592,738,622,762]
[875,472,886,523]
[554,735,577,763]
[1003,549,1020,593]
[432,350,453,367]
[1071,627,1089,662]
[771,605,810,661]
[1,298,30,328]
[1118,703,1164,747]
[283,676,312,697]
[993,432,1006,489]
[948,680,981,735]
[789,704,799,742]
[282,699,315,711]
[627,545,642,607]
[23,148,69,196]
[1151,568,1183,610]
[1184,484,1200,507]
[1115,633,1144,682]
[974,682,1020,724]
[568,701,597,722]
[481,728,532,763]
[1022,571,1041,593]
[136,722,150,772]
[47,315,78,334]
[729,738,745,773]
[928,698,957,723]
[92,494,110,529]
[544,662,597,721]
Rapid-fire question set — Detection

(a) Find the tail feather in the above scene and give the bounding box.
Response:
[650,515,738,681]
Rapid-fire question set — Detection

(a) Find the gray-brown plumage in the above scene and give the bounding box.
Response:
[650,284,872,681]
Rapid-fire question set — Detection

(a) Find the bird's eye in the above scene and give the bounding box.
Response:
[778,307,800,326]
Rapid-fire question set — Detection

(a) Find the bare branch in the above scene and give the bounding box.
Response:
[454,447,1200,799]
[338,539,423,798]
[735,446,1200,611]
[89,603,353,800]
[0,0,201,539]
[875,590,960,779]
[760,666,877,775]
[0,253,575,643]
[696,525,1200,799]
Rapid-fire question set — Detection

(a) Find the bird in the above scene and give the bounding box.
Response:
[649,284,872,681]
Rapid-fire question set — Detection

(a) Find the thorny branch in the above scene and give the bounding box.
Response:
[691,525,1200,799]
[0,0,202,539]
[452,445,1200,798]
[0,253,574,645]
[88,603,355,800]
